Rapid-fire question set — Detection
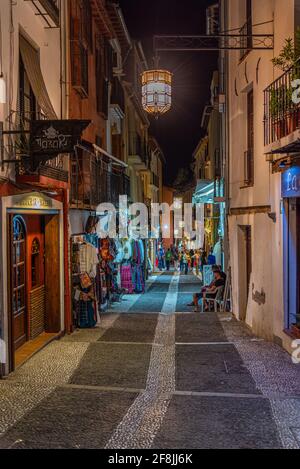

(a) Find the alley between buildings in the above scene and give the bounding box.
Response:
[0,272,299,450]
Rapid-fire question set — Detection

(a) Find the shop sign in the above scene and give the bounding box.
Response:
[30,119,90,166]
[13,193,53,209]
[282,166,300,198]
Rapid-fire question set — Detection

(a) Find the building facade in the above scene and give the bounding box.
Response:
[0,0,70,375]
[193,71,224,265]
[0,0,165,376]
[221,0,300,351]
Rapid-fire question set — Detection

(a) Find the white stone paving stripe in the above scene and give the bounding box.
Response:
[105,273,178,449]
[161,272,180,314]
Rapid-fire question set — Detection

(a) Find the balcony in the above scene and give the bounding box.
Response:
[16,158,69,190]
[128,132,148,171]
[70,148,130,209]
[264,62,300,156]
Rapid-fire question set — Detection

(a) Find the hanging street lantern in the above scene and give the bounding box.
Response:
[141,69,172,118]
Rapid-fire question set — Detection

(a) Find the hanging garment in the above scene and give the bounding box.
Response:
[122,239,133,260]
[99,238,113,261]
[138,239,145,264]
[79,243,98,277]
[133,265,145,293]
[121,264,134,294]
[77,300,97,329]
[114,240,124,264]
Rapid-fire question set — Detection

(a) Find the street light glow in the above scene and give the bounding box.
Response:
[141,69,172,118]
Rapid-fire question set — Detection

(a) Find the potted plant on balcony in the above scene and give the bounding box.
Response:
[271,32,300,136]
[269,86,286,140]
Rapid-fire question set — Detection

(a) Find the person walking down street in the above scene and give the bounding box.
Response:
[189,249,195,270]
[200,250,207,273]
[179,252,184,273]
[165,248,172,272]
[158,246,165,271]
[193,250,200,276]
[173,247,179,271]
[183,252,189,275]
[207,247,217,266]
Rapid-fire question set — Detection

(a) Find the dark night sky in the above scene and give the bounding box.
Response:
[118,0,218,185]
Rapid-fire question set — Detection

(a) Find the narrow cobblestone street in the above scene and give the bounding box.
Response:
[0,272,300,449]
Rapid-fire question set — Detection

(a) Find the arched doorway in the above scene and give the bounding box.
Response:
[11,216,27,350]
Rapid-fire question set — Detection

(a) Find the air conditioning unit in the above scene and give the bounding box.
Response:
[206,4,220,36]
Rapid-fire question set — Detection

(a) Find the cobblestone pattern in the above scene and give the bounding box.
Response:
[0,313,120,439]
[0,342,88,437]
[220,315,300,449]
[105,275,178,449]
[105,314,175,449]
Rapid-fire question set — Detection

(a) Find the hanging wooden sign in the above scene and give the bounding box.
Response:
[30,119,90,166]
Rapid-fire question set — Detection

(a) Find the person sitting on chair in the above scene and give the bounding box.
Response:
[188,265,220,312]
[202,270,226,312]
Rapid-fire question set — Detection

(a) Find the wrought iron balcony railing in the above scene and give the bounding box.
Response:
[70,148,131,208]
[16,158,69,183]
[264,61,300,146]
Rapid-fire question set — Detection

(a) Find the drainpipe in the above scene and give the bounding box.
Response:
[61,1,72,334]
[63,187,72,334]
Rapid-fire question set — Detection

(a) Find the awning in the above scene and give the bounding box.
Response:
[19,34,57,119]
[193,180,215,204]
[93,144,128,168]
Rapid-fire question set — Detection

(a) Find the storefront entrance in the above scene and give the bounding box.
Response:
[283,197,300,332]
[8,212,62,371]
[282,167,300,335]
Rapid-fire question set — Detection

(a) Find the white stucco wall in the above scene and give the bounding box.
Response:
[227,0,295,350]
[0,0,62,179]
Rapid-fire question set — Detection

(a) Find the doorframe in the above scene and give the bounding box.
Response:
[0,193,64,375]
[7,214,29,371]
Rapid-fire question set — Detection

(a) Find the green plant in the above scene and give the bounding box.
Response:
[269,86,286,118]
[272,28,300,72]
[270,29,300,122]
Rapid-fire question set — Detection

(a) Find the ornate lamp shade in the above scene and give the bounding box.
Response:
[142,69,172,117]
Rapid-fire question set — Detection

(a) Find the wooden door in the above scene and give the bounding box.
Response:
[23,215,46,340]
[11,216,27,350]
[245,226,252,298]
[45,215,61,333]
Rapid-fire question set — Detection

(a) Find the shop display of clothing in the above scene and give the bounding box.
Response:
[121,264,134,294]
[71,233,147,329]
[78,242,98,278]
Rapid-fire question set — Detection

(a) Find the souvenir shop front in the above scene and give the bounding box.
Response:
[193,179,225,268]
[0,191,65,376]
[70,213,146,328]
[282,166,300,337]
